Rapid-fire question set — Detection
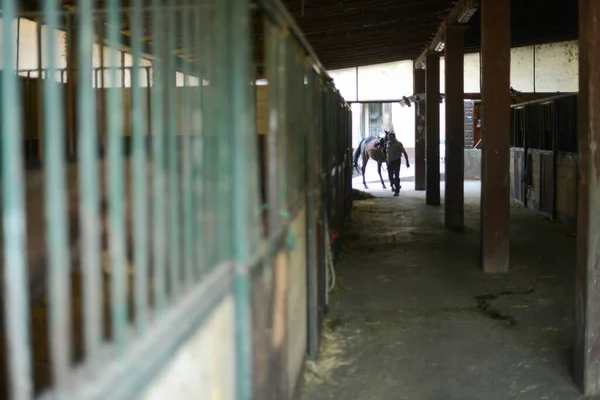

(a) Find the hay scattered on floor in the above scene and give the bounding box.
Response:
[352,189,375,201]
[304,320,352,386]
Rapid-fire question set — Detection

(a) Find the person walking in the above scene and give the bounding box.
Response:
[386,132,410,196]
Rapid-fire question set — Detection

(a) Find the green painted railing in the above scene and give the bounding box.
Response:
[0,0,351,399]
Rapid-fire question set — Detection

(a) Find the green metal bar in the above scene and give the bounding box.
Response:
[78,0,103,369]
[299,53,307,197]
[203,4,218,270]
[265,19,280,234]
[130,0,149,333]
[276,30,289,221]
[216,0,233,263]
[107,0,128,356]
[166,1,181,299]
[229,0,255,397]
[293,43,301,202]
[1,0,33,397]
[192,4,206,278]
[151,0,167,314]
[323,85,332,227]
[284,42,293,204]
[305,67,318,360]
[180,0,194,288]
[43,0,71,391]
[289,45,298,202]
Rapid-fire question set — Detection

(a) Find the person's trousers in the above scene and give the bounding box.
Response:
[388,159,401,193]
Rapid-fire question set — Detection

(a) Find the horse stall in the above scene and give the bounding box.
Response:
[0,2,351,399]
[252,36,351,397]
[508,94,578,227]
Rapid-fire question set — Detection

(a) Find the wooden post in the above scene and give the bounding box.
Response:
[426,52,440,205]
[480,0,510,273]
[574,0,600,395]
[414,68,426,191]
[444,25,465,231]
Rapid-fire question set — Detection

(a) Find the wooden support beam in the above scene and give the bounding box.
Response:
[444,25,465,231]
[414,69,426,191]
[415,0,479,69]
[574,0,600,395]
[425,52,441,206]
[480,0,510,273]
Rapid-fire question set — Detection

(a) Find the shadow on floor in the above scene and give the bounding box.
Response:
[303,182,582,400]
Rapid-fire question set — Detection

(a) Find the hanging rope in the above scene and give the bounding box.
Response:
[325,220,339,292]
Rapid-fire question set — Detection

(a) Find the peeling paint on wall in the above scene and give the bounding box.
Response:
[535,41,579,92]
[511,46,535,92]
[329,40,579,101]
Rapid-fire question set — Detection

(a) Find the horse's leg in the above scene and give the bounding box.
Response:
[362,156,368,189]
[377,162,386,189]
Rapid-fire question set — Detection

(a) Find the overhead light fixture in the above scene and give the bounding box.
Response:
[457,6,478,23]
[434,41,445,52]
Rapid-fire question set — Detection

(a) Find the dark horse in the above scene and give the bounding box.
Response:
[353,134,388,189]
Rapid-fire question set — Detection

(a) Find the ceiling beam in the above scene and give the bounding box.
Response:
[282,0,439,17]
[291,2,450,25]
[414,0,479,69]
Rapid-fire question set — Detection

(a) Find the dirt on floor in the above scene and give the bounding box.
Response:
[303,182,583,400]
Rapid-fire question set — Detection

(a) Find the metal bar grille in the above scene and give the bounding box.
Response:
[1,0,352,399]
[511,94,578,153]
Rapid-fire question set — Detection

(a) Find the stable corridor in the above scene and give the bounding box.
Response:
[303,183,580,400]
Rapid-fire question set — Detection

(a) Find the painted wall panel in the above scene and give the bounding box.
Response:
[287,207,308,395]
[357,60,414,101]
[535,41,579,92]
[140,294,237,400]
[511,46,534,92]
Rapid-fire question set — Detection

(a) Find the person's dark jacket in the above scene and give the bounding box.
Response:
[386,138,409,165]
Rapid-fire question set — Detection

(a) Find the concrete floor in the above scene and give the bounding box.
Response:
[303,182,583,400]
